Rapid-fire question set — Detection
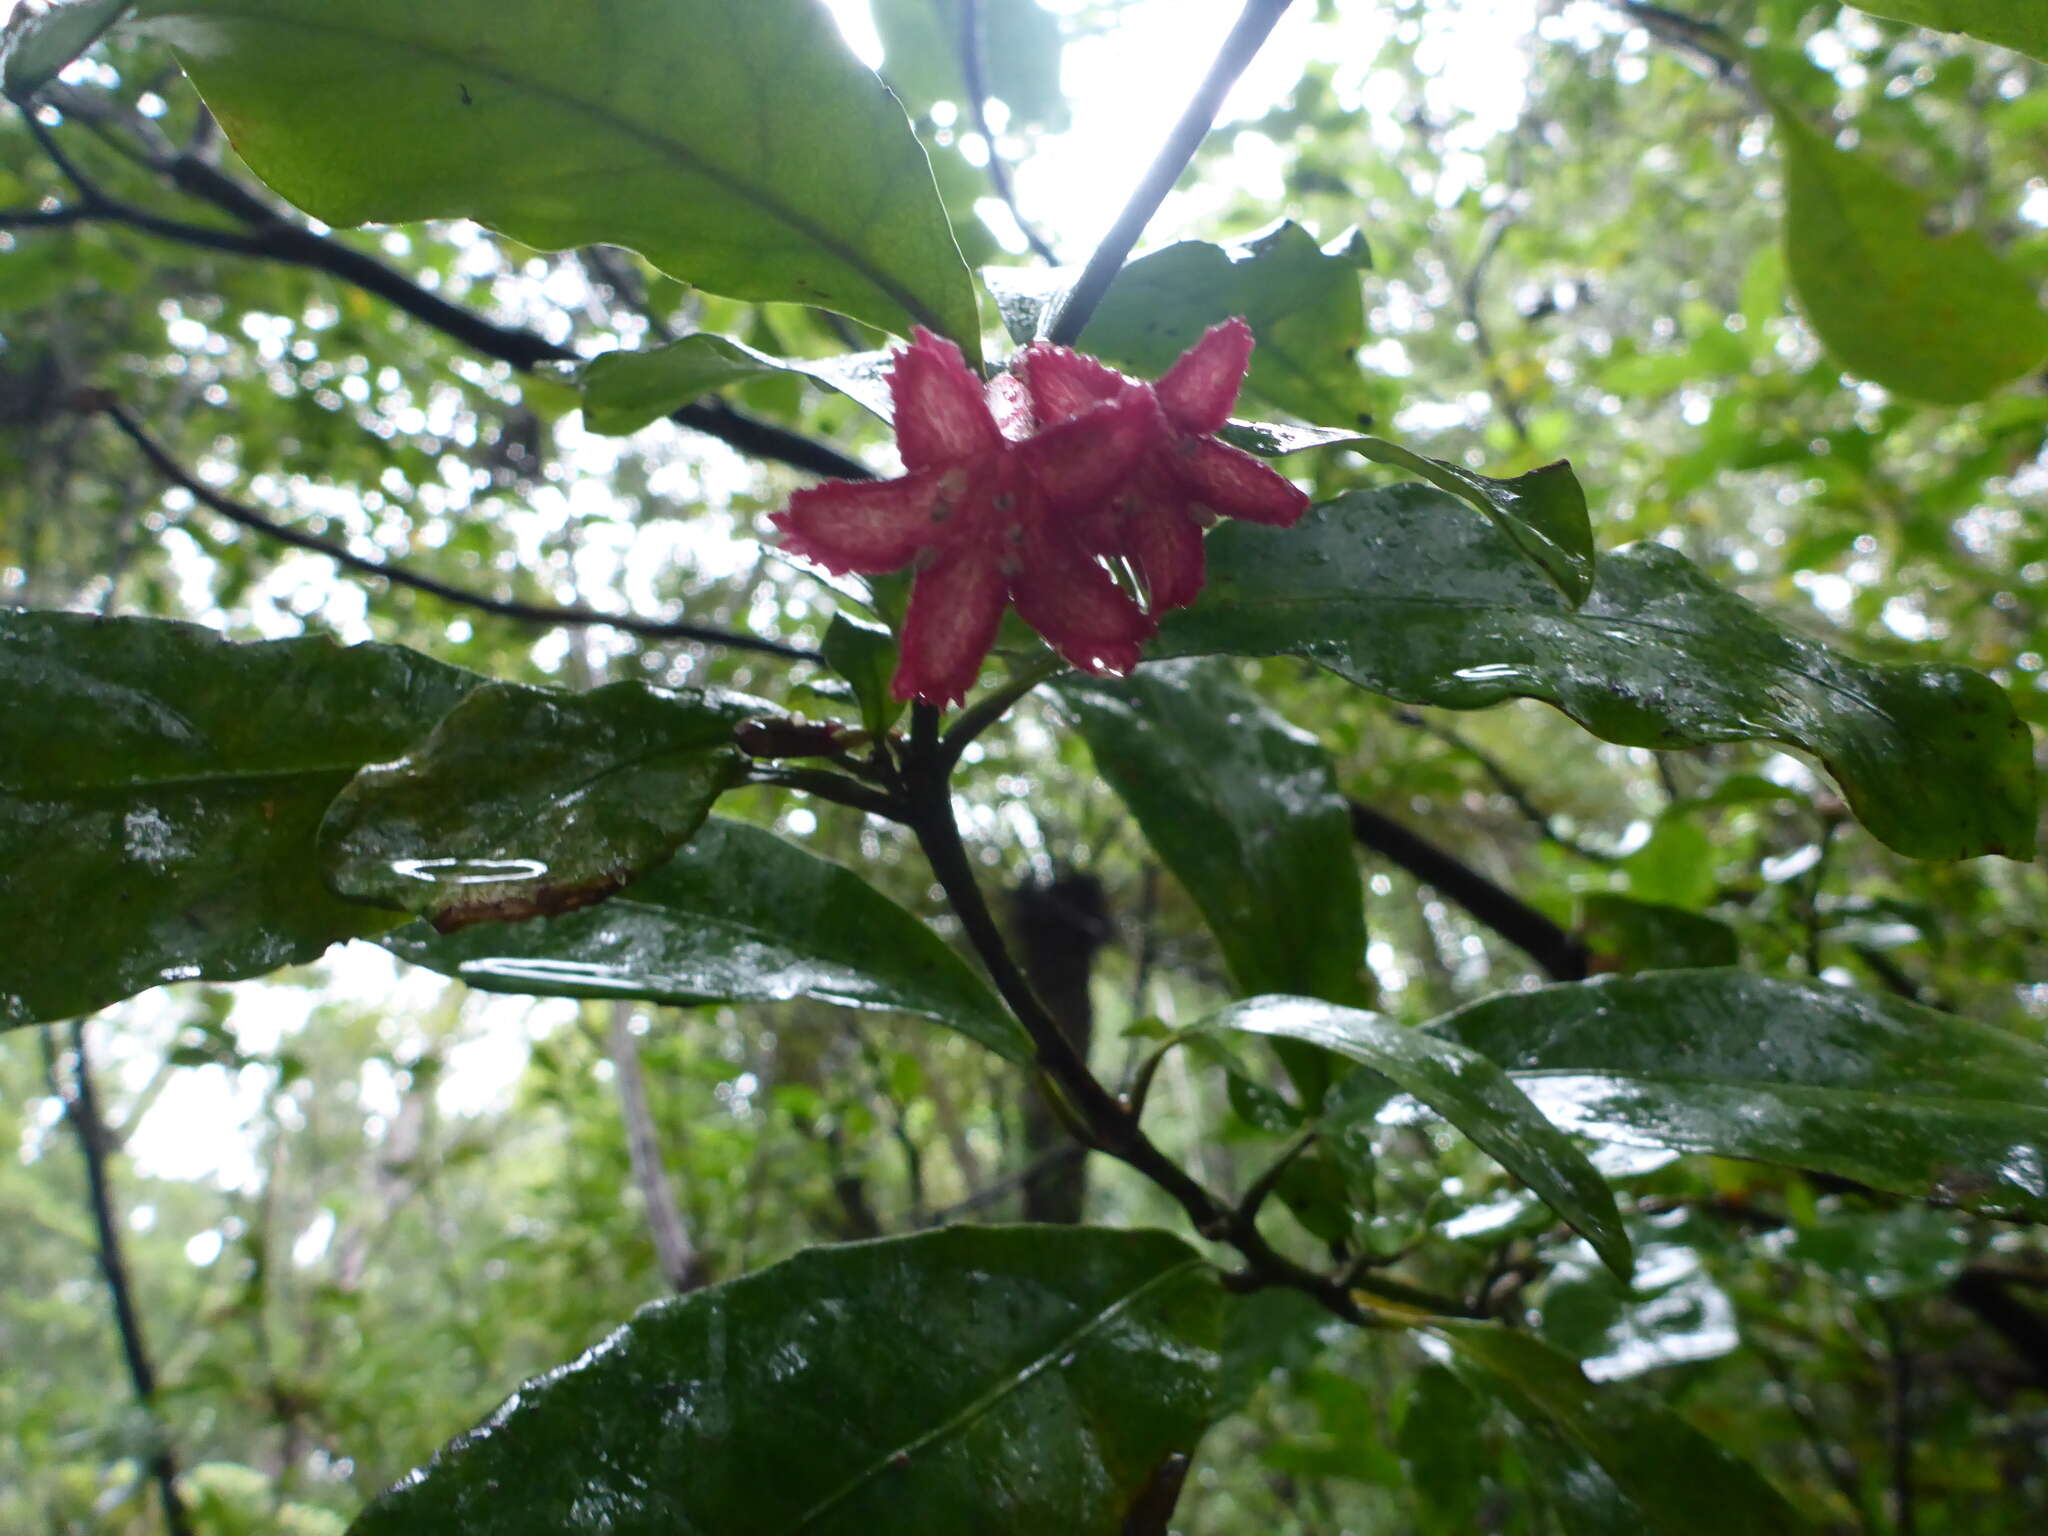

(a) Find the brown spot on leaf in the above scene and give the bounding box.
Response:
[428,868,633,934]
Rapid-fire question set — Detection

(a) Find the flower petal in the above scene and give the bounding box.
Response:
[1117,479,1208,614]
[891,327,1001,473]
[1171,435,1309,526]
[1017,383,1161,511]
[1011,524,1154,676]
[893,543,1010,706]
[774,472,948,574]
[1015,342,1130,424]
[1156,317,1254,435]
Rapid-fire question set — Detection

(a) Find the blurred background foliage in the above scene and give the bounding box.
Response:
[2,0,2045,1530]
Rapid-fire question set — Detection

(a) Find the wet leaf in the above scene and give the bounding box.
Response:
[384,816,1030,1061]
[821,611,904,736]
[1849,2,2048,60]
[1431,1323,1809,1534]
[1775,105,2048,403]
[319,680,759,933]
[578,335,896,436]
[0,612,476,1028]
[1579,894,1739,973]
[1053,661,1367,1007]
[130,0,981,351]
[348,1226,1223,1535]
[1435,968,2048,1219]
[1204,996,1633,1282]
[1158,485,2037,861]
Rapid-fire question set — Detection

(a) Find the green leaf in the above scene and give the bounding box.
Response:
[348,1226,1222,1535]
[1220,423,1595,605]
[1774,106,2048,403]
[989,221,1376,424]
[1850,2,2048,61]
[0,612,477,1028]
[1158,485,2037,861]
[1397,1366,1491,1535]
[1203,996,1633,1281]
[129,0,981,351]
[821,611,904,736]
[873,0,1068,131]
[1435,968,2048,1219]
[2,0,132,97]
[318,680,756,933]
[1053,660,1367,1007]
[1579,894,1739,973]
[384,816,1030,1061]
[578,335,895,437]
[1432,1323,1809,1535]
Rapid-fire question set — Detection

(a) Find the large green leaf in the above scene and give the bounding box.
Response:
[1204,996,1632,1281]
[348,1226,1222,1535]
[1053,660,1367,1007]
[1434,968,2048,1219]
[1220,421,1594,604]
[0,611,477,1028]
[384,816,1030,1061]
[128,0,981,351]
[579,335,896,436]
[319,681,757,933]
[1157,485,2036,861]
[1850,2,2048,60]
[1431,1324,1809,1534]
[987,222,1376,424]
[872,0,1068,131]
[1774,106,2048,403]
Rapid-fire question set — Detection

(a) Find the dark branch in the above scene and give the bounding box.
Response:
[957,0,1058,264]
[1347,799,1590,981]
[95,398,822,661]
[1045,0,1298,347]
[49,1023,195,1536]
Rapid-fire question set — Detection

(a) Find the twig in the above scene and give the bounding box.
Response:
[605,1002,704,1292]
[1347,799,1590,981]
[921,1144,1085,1225]
[47,1022,195,1536]
[1610,0,1770,113]
[1395,710,1621,863]
[92,398,821,660]
[956,0,1058,263]
[939,653,1066,770]
[1044,0,1298,346]
[1876,1302,1919,1536]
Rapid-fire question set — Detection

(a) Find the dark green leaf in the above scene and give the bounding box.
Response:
[0,611,476,1028]
[348,1226,1222,1535]
[385,816,1030,1061]
[1850,2,2048,60]
[578,335,895,436]
[1158,485,2037,861]
[318,680,757,932]
[821,611,904,736]
[1204,996,1632,1281]
[130,0,981,350]
[990,222,1376,424]
[1432,1323,1809,1534]
[1775,106,2048,403]
[1398,1365,1491,1536]
[1221,424,1595,604]
[1435,968,2048,1219]
[1579,894,1739,973]
[3,0,131,97]
[1053,660,1367,1006]
[872,0,1067,131]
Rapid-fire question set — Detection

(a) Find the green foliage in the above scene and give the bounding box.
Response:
[1850,1,2048,60]
[578,335,896,436]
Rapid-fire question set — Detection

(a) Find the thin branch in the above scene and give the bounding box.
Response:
[606,1003,705,1293]
[1876,1302,1919,1536]
[940,652,1067,771]
[48,1022,195,1536]
[745,764,905,820]
[1610,0,1770,113]
[1044,0,1298,346]
[93,397,821,660]
[1395,710,1621,863]
[956,0,1058,263]
[922,1144,1085,1226]
[1347,799,1590,981]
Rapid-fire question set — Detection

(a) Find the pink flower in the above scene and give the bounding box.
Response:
[773,319,1306,707]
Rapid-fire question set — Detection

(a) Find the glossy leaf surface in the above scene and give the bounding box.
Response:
[579,334,895,436]
[1436,969,2048,1218]
[1158,485,2036,861]
[988,222,1375,424]
[319,681,757,932]
[130,0,981,349]
[1850,2,2048,60]
[349,1226,1223,1535]
[1205,996,1632,1280]
[1775,106,2048,403]
[1054,660,1367,1006]
[385,816,1030,1061]
[0,612,476,1027]
[1432,1323,1809,1534]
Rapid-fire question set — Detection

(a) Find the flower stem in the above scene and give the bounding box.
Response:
[1044,0,1299,348]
